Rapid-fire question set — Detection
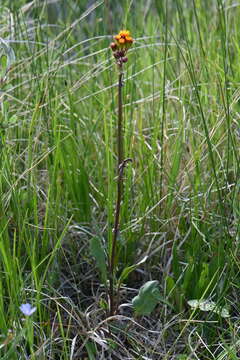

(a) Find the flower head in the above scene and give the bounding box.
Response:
[20,303,36,316]
[114,30,133,49]
[110,30,133,66]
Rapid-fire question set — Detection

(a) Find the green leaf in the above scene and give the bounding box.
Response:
[187,299,230,318]
[9,115,18,124]
[199,300,216,312]
[99,298,108,310]
[166,128,183,209]
[117,255,148,287]
[132,280,161,316]
[216,340,240,360]
[0,55,7,75]
[85,340,97,360]
[90,237,107,283]
[187,299,200,309]
[198,263,209,293]
[0,37,15,75]
[219,307,230,319]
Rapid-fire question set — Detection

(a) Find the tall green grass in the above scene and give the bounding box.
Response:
[0,0,239,358]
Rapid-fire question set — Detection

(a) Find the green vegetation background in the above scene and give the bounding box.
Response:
[0,0,239,358]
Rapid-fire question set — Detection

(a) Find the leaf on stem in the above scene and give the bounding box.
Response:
[90,236,107,283]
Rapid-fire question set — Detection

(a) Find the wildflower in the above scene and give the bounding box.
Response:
[20,303,36,316]
[114,30,133,48]
[110,30,133,66]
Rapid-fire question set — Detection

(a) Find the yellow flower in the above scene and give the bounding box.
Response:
[119,30,130,37]
[114,30,133,49]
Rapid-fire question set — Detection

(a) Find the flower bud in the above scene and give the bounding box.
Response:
[118,50,125,57]
[114,51,120,59]
[122,57,128,63]
[110,42,118,51]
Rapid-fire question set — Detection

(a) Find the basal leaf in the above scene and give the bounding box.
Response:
[117,255,148,286]
[90,237,107,283]
[199,300,216,312]
[187,299,199,309]
[132,280,161,316]
[187,299,230,318]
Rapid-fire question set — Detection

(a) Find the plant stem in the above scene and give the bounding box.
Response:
[117,70,124,168]
[109,68,124,316]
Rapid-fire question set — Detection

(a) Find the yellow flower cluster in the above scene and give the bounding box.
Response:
[110,30,133,65]
[114,30,133,48]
